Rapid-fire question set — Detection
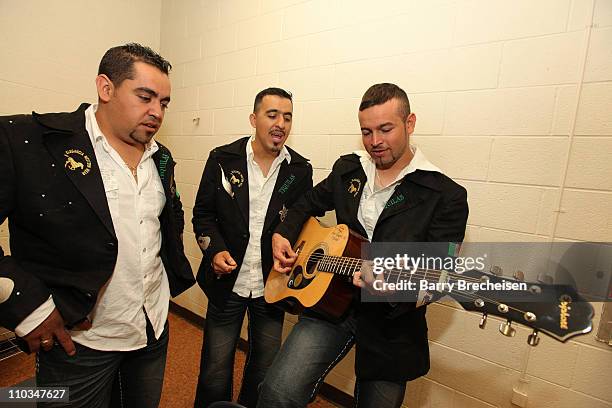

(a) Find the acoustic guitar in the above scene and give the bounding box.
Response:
[264,217,594,345]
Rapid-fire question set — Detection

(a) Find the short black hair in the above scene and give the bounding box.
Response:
[359,83,411,121]
[253,87,293,112]
[98,43,172,86]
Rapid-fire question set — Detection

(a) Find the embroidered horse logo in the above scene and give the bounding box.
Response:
[64,155,84,171]
[348,179,361,197]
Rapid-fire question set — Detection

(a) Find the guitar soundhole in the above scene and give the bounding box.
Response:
[306,248,325,277]
[286,248,325,289]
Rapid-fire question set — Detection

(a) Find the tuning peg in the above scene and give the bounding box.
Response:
[479,313,487,329]
[536,273,553,284]
[490,265,503,276]
[513,270,525,281]
[499,320,516,337]
[527,330,540,346]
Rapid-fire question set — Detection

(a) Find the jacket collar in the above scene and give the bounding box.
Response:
[216,136,309,165]
[33,103,90,134]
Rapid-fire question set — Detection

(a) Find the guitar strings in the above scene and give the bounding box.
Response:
[297,253,533,316]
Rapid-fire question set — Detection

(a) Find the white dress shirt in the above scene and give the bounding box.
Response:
[232,137,291,298]
[356,146,442,240]
[16,105,170,351]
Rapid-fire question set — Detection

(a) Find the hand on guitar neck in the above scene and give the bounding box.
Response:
[271,233,298,274]
[353,262,393,295]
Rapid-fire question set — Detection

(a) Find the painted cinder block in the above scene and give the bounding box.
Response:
[233,74,279,107]
[571,344,612,401]
[176,182,196,209]
[426,342,521,406]
[279,66,335,101]
[186,0,220,36]
[285,134,330,169]
[170,86,199,112]
[488,137,568,186]
[262,0,304,14]
[202,25,237,58]
[499,31,584,87]
[459,312,531,372]
[453,0,570,46]
[409,93,446,136]
[198,82,234,110]
[219,0,260,25]
[416,378,456,408]
[182,58,216,87]
[526,336,580,387]
[307,30,340,67]
[282,0,336,39]
[462,181,545,233]
[594,0,612,27]
[525,374,612,408]
[159,111,182,136]
[445,88,556,136]
[567,0,595,32]
[584,27,612,83]
[174,158,205,186]
[414,136,491,181]
[555,189,612,241]
[172,35,202,64]
[236,11,282,50]
[181,110,214,136]
[552,85,579,136]
[566,137,612,191]
[256,37,310,74]
[217,48,257,81]
[447,43,502,91]
[213,107,254,135]
[575,82,612,135]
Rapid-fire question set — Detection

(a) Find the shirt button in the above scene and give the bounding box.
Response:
[106,242,116,250]
[242,234,248,238]
[143,248,147,253]
[140,220,144,225]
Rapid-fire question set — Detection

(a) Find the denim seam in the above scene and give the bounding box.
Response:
[238,306,254,402]
[309,334,355,401]
[117,367,124,408]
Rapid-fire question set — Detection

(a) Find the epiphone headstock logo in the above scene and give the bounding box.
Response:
[559,300,572,330]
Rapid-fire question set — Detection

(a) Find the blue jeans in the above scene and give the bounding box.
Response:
[36,319,168,408]
[195,293,284,408]
[257,313,406,408]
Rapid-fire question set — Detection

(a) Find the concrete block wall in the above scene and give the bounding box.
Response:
[160,1,612,407]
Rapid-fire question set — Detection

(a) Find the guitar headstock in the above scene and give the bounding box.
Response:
[446,269,594,344]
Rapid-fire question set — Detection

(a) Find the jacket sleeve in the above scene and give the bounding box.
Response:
[0,120,51,331]
[170,159,185,235]
[192,151,228,258]
[275,160,336,244]
[427,184,469,243]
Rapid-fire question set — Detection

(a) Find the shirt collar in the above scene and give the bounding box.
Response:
[354,145,442,193]
[246,135,291,164]
[84,104,159,156]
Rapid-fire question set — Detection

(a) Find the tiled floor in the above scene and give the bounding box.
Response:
[0,313,339,408]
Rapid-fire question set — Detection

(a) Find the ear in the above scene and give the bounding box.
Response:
[95,74,114,103]
[405,112,416,135]
[249,112,257,129]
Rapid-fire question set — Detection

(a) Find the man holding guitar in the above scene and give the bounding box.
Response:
[192,88,313,407]
[258,83,469,408]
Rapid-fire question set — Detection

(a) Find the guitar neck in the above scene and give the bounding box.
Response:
[317,255,451,289]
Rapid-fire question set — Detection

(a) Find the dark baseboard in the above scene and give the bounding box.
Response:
[169,302,355,407]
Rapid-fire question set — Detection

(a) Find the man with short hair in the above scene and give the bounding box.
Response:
[0,43,194,407]
[257,83,469,408]
[192,88,313,407]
